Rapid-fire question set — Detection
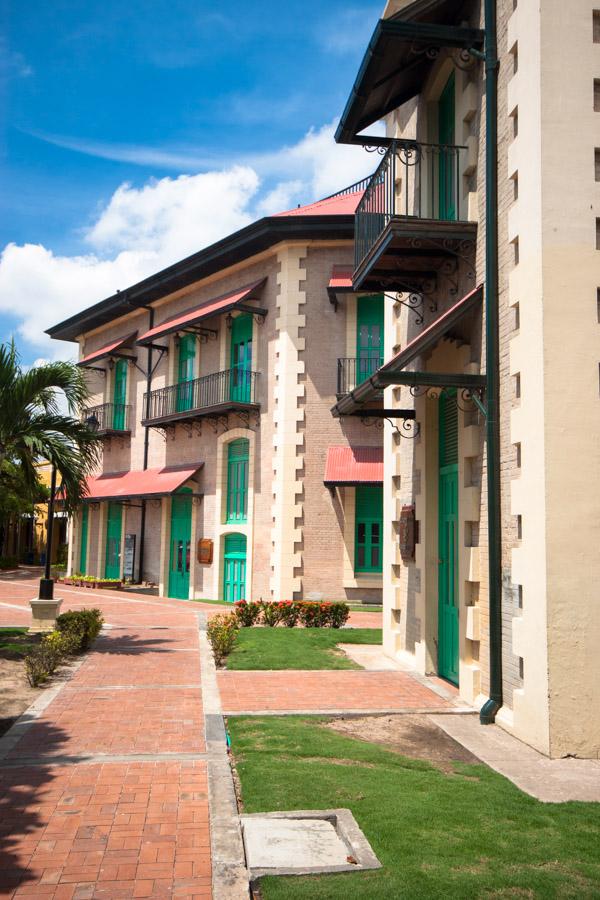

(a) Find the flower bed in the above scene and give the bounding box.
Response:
[233,600,349,629]
[60,575,122,590]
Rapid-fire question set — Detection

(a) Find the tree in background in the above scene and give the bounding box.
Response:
[0,341,101,514]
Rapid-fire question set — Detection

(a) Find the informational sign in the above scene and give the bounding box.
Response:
[123,533,136,582]
[197,538,213,565]
[399,505,417,562]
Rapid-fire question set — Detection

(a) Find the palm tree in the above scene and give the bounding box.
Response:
[0,341,101,511]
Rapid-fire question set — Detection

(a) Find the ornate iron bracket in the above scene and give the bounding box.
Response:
[207,414,229,434]
[394,291,438,326]
[409,384,485,413]
[384,416,420,439]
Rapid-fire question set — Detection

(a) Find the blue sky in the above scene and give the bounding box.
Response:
[1,1,383,363]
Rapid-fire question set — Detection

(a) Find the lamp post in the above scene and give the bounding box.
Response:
[30,463,63,632]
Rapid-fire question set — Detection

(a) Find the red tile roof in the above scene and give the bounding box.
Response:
[82,464,203,501]
[328,265,354,290]
[78,332,137,366]
[324,446,383,486]
[137,279,266,345]
[274,190,364,217]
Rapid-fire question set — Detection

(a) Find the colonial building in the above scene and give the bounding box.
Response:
[331,0,600,758]
[48,188,385,605]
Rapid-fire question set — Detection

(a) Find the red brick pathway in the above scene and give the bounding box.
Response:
[0,575,211,899]
[218,670,455,714]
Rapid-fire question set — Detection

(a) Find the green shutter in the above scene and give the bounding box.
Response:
[354,485,383,574]
[104,502,122,579]
[112,359,127,430]
[176,334,196,411]
[438,391,459,684]
[226,439,249,523]
[79,505,88,574]
[438,72,456,220]
[230,315,253,402]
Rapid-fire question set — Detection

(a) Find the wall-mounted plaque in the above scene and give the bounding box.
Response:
[197,538,214,565]
[123,533,136,581]
[399,505,416,562]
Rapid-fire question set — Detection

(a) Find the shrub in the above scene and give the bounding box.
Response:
[56,608,104,652]
[0,555,19,570]
[277,601,300,628]
[328,602,350,629]
[261,601,284,627]
[233,600,262,627]
[25,631,69,686]
[207,613,239,665]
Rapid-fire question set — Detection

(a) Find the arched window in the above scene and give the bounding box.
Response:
[226,438,249,523]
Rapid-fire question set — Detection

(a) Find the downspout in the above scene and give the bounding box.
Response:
[479,0,503,724]
[137,306,154,583]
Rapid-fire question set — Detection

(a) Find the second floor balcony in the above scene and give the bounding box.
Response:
[354,139,477,293]
[142,367,259,427]
[337,357,384,399]
[82,402,131,436]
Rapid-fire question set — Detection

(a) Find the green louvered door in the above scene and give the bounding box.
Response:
[112,358,127,430]
[104,503,122,580]
[223,534,246,603]
[230,315,252,403]
[176,334,196,412]
[226,439,249,523]
[438,72,456,221]
[356,295,384,384]
[438,391,459,684]
[79,505,88,574]
[168,490,192,599]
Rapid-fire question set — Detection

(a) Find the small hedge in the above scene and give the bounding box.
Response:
[233,600,350,629]
[206,613,239,665]
[24,608,104,687]
[0,556,19,570]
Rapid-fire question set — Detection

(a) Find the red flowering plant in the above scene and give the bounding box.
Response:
[328,602,350,629]
[277,601,299,628]
[261,601,284,627]
[233,600,262,627]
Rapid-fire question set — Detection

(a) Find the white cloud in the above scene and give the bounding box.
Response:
[0,120,384,359]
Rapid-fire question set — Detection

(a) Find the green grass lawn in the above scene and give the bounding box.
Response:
[188,597,231,606]
[226,627,382,670]
[0,627,36,658]
[347,605,382,613]
[229,716,600,899]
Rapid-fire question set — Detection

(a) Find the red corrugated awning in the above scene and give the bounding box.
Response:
[78,332,137,366]
[324,446,383,486]
[137,278,267,345]
[329,265,353,290]
[82,463,204,502]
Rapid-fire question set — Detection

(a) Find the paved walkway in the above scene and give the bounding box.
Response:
[0,572,457,898]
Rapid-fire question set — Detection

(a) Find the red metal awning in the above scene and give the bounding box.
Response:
[78,332,138,367]
[137,278,267,345]
[82,463,204,502]
[324,446,383,486]
[329,265,353,290]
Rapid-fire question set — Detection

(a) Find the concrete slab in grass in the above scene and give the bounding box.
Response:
[241,808,381,878]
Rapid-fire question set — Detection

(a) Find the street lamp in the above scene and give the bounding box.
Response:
[30,464,63,632]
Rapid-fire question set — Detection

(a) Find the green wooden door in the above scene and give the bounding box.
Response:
[168,490,192,599]
[176,334,196,412]
[230,315,252,403]
[357,295,384,384]
[354,485,383,573]
[104,502,122,579]
[223,533,247,603]
[438,392,459,684]
[79,505,89,574]
[438,72,456,221]
[226,439,249,523]
[112,358,127,430]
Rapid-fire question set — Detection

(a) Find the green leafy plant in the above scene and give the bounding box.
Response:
[277,601,300,628]
[56,607,103,651]
[328,602,351,629]
[0,555,19,570]
[261,601,284,627]
[207,613,239,665]
[233,600,262,627]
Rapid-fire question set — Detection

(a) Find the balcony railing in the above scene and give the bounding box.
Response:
[82,403,131,434]
[143,368,259,424]
[355,139,468,273]
[337,358,384,397]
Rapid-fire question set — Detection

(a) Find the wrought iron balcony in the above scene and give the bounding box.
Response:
[82,403,131,435]
[354,139,474,291]
[142,367,259,426]
[337,358,384,398]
